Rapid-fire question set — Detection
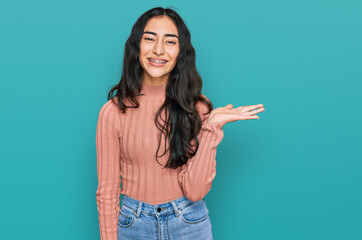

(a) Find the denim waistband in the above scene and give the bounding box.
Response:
[121,195,203,218]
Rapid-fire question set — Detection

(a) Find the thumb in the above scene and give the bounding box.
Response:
[225,104,233,109]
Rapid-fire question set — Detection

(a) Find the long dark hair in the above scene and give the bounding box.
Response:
[107,7,213,169]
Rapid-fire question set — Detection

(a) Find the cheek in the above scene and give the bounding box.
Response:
[169,49,179,63]
[139,43,151,58]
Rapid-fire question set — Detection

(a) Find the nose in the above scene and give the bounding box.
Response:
[152,39,165,55]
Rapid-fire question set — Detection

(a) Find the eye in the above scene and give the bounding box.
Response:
[144,37,154,41]
[166,41,176,45]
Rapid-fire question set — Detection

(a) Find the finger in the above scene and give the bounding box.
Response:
[227,114,259,122]
[239,115,259,120]
[229,115,259,121]
[240,104,264,112]
[230,107,241,112]
[235,104,263,112]
[243,107,265,116]
[225,104,233,109]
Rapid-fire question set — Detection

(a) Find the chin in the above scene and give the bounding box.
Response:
[145,69,169,79]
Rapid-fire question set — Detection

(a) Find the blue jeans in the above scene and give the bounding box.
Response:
[117,195,213,240]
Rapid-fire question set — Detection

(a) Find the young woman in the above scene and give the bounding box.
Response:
[96,7,265,240]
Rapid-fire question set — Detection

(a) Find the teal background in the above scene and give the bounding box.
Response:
[0,0,361,239]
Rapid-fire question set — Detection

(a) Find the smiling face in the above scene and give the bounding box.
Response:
[139,15,180,85]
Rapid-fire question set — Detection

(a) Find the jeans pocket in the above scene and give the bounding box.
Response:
[180,200,209,224]
[118,204,135,228]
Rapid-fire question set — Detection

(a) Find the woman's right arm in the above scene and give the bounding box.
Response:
[96,100,122,240]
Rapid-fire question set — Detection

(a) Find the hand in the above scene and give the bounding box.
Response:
[207,104,265,126]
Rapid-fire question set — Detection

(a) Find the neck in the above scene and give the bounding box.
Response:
[142,71,169,86]
[140,80,167,97]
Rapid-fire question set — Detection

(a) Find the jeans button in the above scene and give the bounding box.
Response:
[157,207,161,212]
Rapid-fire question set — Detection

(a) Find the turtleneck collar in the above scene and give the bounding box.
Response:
[140,81,167,97]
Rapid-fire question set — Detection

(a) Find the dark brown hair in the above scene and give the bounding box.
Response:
[107,7,213,169]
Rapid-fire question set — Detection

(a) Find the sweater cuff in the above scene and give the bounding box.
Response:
[203,121,224,131]
[202,121,224,144]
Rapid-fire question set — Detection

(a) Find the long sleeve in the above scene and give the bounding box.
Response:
[177,101,224,202]
[95,101,122,240]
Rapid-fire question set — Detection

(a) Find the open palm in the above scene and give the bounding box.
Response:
[207,104,265,126]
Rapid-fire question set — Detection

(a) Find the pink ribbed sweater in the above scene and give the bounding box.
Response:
[95,81,224,240]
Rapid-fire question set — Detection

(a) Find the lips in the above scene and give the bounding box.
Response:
[147,58,168,67]
[148,58,168,63]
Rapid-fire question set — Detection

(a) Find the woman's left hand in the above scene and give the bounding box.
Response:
[207,104,265,126]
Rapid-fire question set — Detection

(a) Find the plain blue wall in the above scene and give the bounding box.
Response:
[0,0,361,239]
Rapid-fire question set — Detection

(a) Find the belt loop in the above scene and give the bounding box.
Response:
[170,200,181,217]
[136,201,143,218]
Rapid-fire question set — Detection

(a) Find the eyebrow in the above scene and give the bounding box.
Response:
[143,31,179,38]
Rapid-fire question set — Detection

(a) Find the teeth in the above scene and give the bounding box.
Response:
[149,58,167,64]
